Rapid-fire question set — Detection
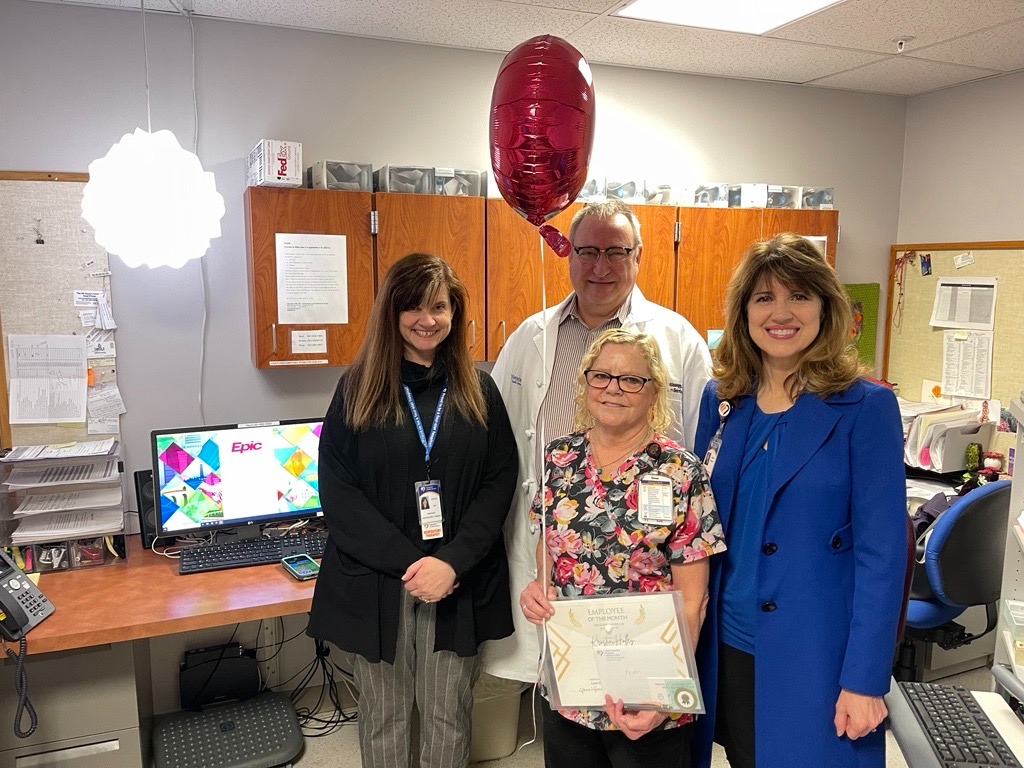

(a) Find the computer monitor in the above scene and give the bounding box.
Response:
[151,419,323,539]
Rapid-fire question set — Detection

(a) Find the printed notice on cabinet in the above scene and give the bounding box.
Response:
[275,233,348,324]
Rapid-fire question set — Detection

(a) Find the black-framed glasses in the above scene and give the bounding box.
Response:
[584,369,652,393]
[572,246,634,264]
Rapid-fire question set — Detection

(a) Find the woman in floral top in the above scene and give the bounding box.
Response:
[520,328,726,768]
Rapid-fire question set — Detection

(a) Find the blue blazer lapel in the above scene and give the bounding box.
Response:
[713,396,756,531]
[767,393,840,501]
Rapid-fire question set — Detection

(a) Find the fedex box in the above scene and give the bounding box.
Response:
[248,139,302,187]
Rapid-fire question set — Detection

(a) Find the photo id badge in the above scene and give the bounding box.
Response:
[638,472,674,525]
[415,480,443,540]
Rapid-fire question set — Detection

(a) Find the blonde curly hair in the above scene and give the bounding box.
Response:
[571,328,671,433]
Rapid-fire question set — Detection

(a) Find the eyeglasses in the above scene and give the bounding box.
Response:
[584,369,652,393]
[572,246,634,264]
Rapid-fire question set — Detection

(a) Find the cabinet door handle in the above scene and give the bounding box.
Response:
[499,319,507,347]
[271,324,277,355]
[469,319,477,348]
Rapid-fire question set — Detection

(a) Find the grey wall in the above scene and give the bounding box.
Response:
[898,69,1024,243]
[1,0,908,482]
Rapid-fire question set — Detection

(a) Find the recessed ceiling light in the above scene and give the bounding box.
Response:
[616,0,842,35]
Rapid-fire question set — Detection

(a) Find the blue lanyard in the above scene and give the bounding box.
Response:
[401,383,448,471]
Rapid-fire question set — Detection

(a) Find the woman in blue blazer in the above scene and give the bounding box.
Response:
[691,234,907,768]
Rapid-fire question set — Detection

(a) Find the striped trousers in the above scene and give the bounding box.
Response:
[351,589,480,768]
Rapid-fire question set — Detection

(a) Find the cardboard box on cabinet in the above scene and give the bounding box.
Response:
[727,183,768,208]
[434,168,486,196]
[307,160,373,191]
[694,183,729,207]
[374,165,435,194]
[766,185,802,209]
[802,187,835,209]
[248,139,303,187]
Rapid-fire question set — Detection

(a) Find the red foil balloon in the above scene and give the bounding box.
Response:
[490,35,595,257]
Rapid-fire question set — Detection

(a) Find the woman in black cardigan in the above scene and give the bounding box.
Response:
[308,252,518,768]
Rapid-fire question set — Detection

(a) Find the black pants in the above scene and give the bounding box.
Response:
[716,642,756,768]
[542,699,692,768]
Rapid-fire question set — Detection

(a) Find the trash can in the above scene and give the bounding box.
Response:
[469,674,529,762]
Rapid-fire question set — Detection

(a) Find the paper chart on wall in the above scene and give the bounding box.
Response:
[942,330,993,399]
[929,276,997,331]
[6,334,88,424]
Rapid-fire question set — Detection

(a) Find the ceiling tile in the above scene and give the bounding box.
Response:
[195,0,593,51]
[911,18,1024,72]
[772,0,1024,54]
[808,55,1001,95]
[570,17,884,84]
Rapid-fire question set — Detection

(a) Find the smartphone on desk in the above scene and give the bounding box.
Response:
[282,553,320,581]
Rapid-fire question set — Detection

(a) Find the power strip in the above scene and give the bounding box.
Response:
[259,620,281,690]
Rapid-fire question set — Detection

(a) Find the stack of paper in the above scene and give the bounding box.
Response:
[1,442,124,546]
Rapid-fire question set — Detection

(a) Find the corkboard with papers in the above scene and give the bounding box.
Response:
[884,241,1024,455]
[0,171,121,448]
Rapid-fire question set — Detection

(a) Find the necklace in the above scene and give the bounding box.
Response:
[590,429,652,474]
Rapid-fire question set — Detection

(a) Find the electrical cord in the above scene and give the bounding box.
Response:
[289,640,357,737]
[4,637,37,738]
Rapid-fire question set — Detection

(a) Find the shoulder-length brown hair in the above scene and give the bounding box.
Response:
[713,233,862,401]
[341,253,485,431]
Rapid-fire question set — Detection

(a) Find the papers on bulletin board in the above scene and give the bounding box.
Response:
[275,233,348,324]
[6,334,88,424]
[929,276,997,330]
[942,330,992,399]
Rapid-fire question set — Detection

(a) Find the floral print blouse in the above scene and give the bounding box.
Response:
[531,430,726,731]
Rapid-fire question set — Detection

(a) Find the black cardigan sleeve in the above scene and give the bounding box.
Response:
[432,372,518,580]
[318,381,424,578]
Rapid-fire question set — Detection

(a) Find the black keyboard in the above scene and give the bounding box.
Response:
[178,531,328,575]
[899,681,1023,767]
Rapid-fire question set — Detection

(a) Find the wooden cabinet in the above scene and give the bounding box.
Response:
[676,207,839,341]
[484,201,679,361]
[244,187,375,369]
[375,193,486,361]
[485,201,578,361]
[244,189,838,368]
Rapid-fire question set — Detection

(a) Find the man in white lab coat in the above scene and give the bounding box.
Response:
[482,199,712,684]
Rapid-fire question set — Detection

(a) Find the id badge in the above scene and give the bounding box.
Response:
[703,436,722,478]
[415,480,443,540]
[638,472,674,525]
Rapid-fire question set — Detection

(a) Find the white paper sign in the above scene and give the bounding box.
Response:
[275,233,348,324]
[291,329,328,354]
[929,276,997,331]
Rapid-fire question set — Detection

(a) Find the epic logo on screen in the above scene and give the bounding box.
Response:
[231,441,263,453]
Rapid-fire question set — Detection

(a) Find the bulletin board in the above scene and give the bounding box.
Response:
[0,171,121,448]
[883,241,1024,451]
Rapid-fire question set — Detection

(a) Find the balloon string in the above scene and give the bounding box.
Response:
[536,230,551,693]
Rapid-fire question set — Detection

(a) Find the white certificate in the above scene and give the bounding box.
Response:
[544,591,704,713]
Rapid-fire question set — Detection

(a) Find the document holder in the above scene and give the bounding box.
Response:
[932,421,995,473]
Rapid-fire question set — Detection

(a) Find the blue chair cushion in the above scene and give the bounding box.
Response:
[905,598,965,629]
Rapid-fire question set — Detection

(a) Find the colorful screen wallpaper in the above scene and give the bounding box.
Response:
[154,421,322,534]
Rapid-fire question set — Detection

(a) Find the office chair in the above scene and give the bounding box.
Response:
[893,479,1012,682]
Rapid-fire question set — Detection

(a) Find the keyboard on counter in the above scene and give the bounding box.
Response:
[178,530,328,575]
[898,681,1023,768]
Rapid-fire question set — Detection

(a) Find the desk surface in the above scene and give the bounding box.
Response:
[27,537,315,655]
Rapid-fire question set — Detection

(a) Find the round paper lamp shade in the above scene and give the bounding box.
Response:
[82,128,225,269]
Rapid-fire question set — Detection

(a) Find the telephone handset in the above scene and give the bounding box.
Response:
[0,549,54,641]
